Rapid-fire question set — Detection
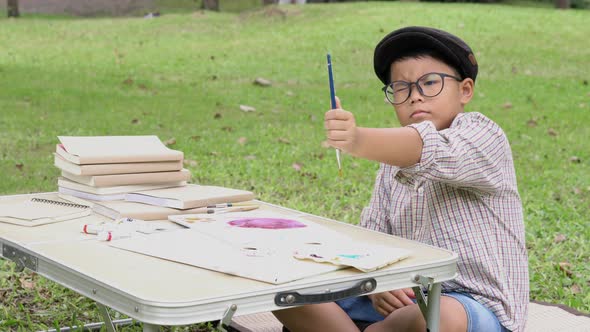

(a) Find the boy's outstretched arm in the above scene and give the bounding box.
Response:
[325,98,423,167]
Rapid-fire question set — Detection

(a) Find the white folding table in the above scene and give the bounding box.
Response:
[0,192,457,332]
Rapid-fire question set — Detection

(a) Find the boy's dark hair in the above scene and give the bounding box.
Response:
[374,26,478,86]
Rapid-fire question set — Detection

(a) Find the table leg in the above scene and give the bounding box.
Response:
[96,303,116,332]
[425,282,442,332]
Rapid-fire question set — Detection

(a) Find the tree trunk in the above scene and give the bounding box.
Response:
[7,0,19,17]
[202,0,219,11]
[555,0,570,8]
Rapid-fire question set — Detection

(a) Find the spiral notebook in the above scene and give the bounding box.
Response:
[0,197,91,227]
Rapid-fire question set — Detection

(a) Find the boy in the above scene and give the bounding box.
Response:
[273,26,528,332]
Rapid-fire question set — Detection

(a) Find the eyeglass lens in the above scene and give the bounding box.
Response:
[385,73,446,104]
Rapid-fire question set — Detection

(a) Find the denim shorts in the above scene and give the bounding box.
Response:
[335,292,509,332]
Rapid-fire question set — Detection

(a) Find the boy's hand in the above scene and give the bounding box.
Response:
[368,288,415,317]
[324,97,358,155]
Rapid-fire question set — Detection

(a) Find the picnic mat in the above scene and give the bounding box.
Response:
[230,301,590,332]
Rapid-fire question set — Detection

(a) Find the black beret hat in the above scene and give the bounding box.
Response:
[373,26,478,85]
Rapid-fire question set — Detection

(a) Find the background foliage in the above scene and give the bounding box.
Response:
[0,2,589,331]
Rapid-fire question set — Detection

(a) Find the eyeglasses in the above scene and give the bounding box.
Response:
[382,72,462,105]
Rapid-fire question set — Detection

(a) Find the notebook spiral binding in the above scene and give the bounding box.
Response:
[31,198,89,209]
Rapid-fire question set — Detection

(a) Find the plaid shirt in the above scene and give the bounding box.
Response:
[360,112,529,331]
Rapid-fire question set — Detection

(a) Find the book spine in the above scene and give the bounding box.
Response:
[55,158,183,176]
[92,170,191,187]
[80,161,183,175]
[79,152,184,165]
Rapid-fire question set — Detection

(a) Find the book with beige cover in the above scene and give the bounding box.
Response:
[57,177,186,195]
[58,187,126,201]
[124,184,255,209]
[54,154,183,176]
[61,169,191,187]
[56,136,183,165]
[92,200,217,220]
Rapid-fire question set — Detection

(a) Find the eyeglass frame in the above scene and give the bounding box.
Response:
[382,72,463,105]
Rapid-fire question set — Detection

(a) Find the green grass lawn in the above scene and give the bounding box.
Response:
[1,2,589,331]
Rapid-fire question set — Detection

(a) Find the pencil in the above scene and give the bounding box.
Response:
[327,53,343,177]
[215,205,259,214]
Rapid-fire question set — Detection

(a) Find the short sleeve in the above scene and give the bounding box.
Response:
[397,112,509,194]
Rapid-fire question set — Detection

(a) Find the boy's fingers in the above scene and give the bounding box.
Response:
[376,309,386,317]
[376,302,394,315]
[335,96,342,109]
[380,291,404,310]
[326,130,350,142]
[372,295,394,315]
[403,288,416,299]
[324,109,350,121]
[393,289,414,306]
[376,307,391,317]
[388,296,405,309]
[324,119,350,131]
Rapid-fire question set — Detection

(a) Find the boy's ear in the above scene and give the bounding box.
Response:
[459,78,475,105]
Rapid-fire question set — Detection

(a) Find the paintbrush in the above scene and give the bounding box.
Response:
[183,204,260,218]
[327,53,343,177]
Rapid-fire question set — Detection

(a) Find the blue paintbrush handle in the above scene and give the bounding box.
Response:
[327,54,337,109]
[327,53,343,173]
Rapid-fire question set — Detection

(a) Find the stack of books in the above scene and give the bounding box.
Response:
[54,136,190,202]
[54,135,256,221]
[93,184,256,220]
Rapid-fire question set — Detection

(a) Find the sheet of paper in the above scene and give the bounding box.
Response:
[110,228,342,284]
[293,242,412,272]
[168,210,350,250]
[111,211,412,283]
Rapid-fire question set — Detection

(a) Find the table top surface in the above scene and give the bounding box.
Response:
[0,192,457,325]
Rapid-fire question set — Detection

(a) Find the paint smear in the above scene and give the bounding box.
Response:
[227,218,307,229]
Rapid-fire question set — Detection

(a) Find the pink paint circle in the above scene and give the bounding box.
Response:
[227,218,306,229]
